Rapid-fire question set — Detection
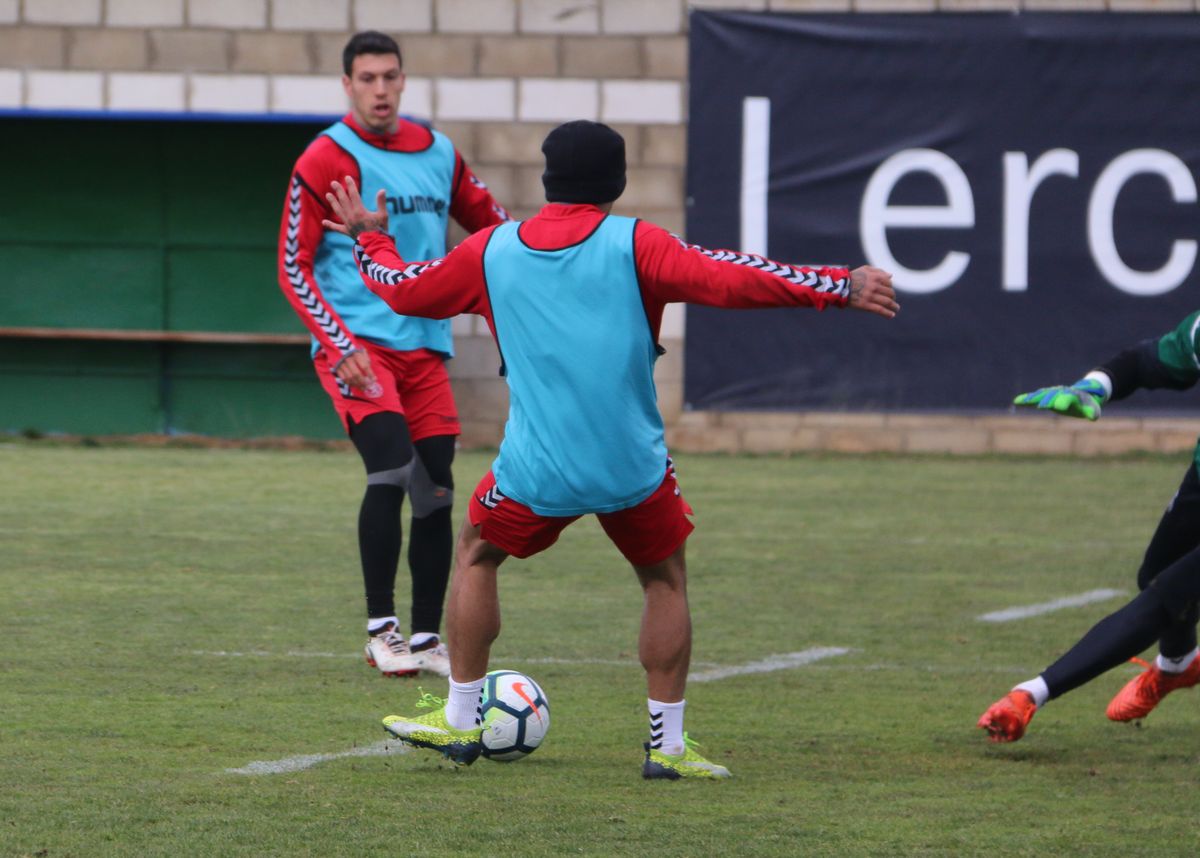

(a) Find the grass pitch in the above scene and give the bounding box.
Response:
[3,441,1199,856]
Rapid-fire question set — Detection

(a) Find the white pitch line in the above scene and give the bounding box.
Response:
[190,651,721,668]
[690,647,852,682]
[976,588,1127,623]
[226,740,409,775]
[189,652,710,672]
[192,650,350,659]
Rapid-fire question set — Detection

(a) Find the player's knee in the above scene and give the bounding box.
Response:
[408,451,454,517]
[410,481,453,518]
[366,460,414,489]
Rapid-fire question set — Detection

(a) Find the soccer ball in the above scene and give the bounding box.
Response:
[480,669,550,761]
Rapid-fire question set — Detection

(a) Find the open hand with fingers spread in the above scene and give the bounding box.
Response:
[1013,378,1108,421]
[847,265,899,319]
[323,176,390,239]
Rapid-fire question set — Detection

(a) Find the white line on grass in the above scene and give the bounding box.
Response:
[191,650,726,668]
[226,740,409,775]
[976,588,1127,623]
[690,647,852,682]
[192,649,349,658]
[223,649,851,775]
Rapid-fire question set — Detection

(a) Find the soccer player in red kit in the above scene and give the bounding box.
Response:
[277,31,511,677]
[324,121,898,777]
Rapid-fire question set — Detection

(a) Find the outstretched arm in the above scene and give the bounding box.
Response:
[634,222,898,317]
[324,176,490,320]
[1013,310,1200,420]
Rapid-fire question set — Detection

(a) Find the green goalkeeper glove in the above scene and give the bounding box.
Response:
[1012,378,1108,421]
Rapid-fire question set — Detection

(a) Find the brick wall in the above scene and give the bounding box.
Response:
[3,0,1196,454]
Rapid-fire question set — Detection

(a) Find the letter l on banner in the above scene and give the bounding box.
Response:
[741,96,770,258]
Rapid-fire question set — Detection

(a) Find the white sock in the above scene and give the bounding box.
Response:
[446,676,485,730]
[648,698,686,755]
[367,616,399,635]
[1157,648,1199,674]
[1014,676,1049,708]
[409,632,439,649]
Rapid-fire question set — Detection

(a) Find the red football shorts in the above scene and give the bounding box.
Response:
[314,343,461,442]
[468,462,695,566]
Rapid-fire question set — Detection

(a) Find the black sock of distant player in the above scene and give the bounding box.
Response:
[1042,588,1174,700]
[359,484,404,619]
[349,413,415,621]
[409,505,452,633]
[408,434,456,634]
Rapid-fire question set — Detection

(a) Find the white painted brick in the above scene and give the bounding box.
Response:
[1021,0,1105,7]
[853,0,936,10]
[437,0,516,32]
[687,0,766,8]
[660,302,685,339]
[190,73,269,112]
[602,80,682,124]
[355,0,432,31]
[26,70,103,109]
[435,77,514,120]
[24,0,101,25]
[400,75,433,119]
[0,0,18,24]
[518,77,598,121]
[107,0,185,26]
[602,0,682,33]
[271,0,350,31]
[189,0,268,28]
[520,0,598,33]
[770,0,852,8]
[109,72,186,110]
[272,74,347,114]
[0,70,21,106]
[937,0,1017,8]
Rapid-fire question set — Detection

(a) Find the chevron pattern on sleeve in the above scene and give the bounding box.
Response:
[352,244,444,286]
[670,233,850,298]
[282,177,355,355]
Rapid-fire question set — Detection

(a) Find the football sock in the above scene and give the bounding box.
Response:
[1014,676,1050,708]
[409,506,453,633]
[409,631,439,649]
[446,677,485,730]
[648,698,686,755]
[359,484,404,619]
[367,616,399,636]
[1157,647,1199,674]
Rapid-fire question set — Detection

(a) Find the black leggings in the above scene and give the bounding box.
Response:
[1043,463,1200,699]
[348,411,455,633]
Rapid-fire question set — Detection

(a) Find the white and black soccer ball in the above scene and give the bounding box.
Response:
[479,669,550,761]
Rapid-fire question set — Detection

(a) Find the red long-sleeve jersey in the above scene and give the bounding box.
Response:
[350,203,851,342]
[277,113,511,361]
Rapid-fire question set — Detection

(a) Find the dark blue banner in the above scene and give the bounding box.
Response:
[685,13,1200,412]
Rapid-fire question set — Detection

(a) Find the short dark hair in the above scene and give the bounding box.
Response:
[342,31,402,76]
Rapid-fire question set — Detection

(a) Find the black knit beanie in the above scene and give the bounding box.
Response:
[541,120,627,204]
